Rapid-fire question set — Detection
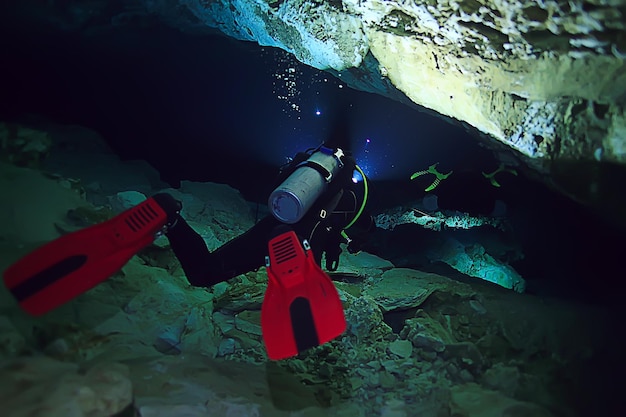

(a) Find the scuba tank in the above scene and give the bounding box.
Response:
[269,146,345,224]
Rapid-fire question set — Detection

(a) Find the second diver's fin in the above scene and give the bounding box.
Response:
[410,163,453,191]
[261,228,346,360]
[3,198,168,316]
[482,163,518,188]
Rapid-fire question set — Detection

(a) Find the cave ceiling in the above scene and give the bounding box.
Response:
[3,0,626,217]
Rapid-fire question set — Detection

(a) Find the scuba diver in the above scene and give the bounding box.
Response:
[159,143,374,288]
[3,124,375,360]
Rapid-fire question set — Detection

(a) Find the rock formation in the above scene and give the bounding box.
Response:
[2,0,625,219]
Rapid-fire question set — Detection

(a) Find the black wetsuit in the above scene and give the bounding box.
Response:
[155,154,374,287]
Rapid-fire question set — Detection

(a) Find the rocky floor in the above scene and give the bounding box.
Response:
[0,122,622,417]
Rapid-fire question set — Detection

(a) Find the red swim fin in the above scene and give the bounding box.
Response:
[3,198,168,316]
[261,229,346,360]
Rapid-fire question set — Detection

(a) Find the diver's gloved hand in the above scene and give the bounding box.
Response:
[152,193,183,229]
[345,215,376,254]
[346,239,364,254]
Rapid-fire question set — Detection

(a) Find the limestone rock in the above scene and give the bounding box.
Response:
[450,383,554,417]
[344,295,385,340]
[482,364,522,398]
[375,208,506,232]
[154,326,183,355]
[426,238,526,292]
[442,341,486,376]
[401,315,456,353]
[108,190,147,213]
[38,123,167,201]
[388,339,413,359]
[235,310,263,336]
[0,316,26,358]
[0,122,51,168]
[0,162,88,244]
[213,277,266,312]
[158,181,256,246]
[217,338,237,356]
[364,268,474,312]
[0,356,133,417]
[335,245,395,275]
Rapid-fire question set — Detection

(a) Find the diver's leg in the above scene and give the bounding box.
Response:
[166,215,279,287]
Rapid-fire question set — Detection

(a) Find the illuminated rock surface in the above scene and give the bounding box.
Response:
[2,0,624,220]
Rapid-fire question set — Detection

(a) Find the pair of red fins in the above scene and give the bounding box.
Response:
[2,197,346,360]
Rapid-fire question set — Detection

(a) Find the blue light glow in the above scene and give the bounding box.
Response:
[176,42,487,182]
[352,169,363,183]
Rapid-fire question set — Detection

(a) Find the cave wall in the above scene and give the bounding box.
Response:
[2,0,626,213]
[116,0,626,167]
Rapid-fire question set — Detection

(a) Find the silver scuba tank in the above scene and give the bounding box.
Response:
[269,147,344,224]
